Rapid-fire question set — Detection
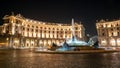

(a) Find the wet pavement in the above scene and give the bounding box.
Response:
[0,49,120,68]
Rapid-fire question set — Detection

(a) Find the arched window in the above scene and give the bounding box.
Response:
[110,39,116,46]
[117,38,120,46]
[101,39,107,46]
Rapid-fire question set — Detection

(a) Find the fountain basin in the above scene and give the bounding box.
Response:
[34,49,118,54]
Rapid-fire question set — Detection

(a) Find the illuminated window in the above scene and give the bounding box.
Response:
[110,32,113,36]
[14,38,19,44]
[44,40,47,45]
[110,39,116,46]
[107,24,111,27]
[113,32,117,36]
[48,40,51,45]
[31,40,34,46]
[46,33,49,38]
[42,33,44,38]
[101,39,107,46]
[27,33,29,37]
[117,38,120,46]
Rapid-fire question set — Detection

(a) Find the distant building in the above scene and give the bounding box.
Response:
[96,19,120,48]
[0,14,85,49]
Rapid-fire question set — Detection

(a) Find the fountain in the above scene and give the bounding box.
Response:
[56,19,89,51]
[64,19,89,46]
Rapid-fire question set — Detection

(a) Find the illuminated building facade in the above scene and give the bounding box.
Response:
[96,20,120,48]
[0,14,85,49]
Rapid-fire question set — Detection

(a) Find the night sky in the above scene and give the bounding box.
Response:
[0,0,120,36]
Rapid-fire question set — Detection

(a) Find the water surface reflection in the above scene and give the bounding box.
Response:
[0,50,120,68]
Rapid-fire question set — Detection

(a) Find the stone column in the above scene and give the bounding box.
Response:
[37,39,39,47]
[9,36,13,48]
[20,37,24,48]
[115,38,117,47]
[106,37,109,47]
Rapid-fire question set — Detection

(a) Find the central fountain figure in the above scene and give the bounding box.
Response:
[66,18,88,46]
[56,19,89,51]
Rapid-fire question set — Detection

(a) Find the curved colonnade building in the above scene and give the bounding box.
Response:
[96,20,120,48]
[0,14,85,49]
